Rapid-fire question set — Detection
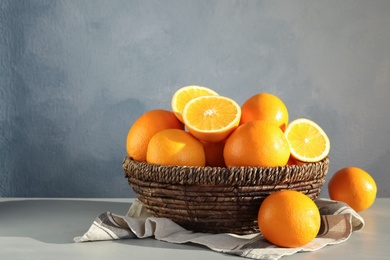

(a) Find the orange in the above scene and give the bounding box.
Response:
[328,167,377,212]
[146,129,206,167]
[171,85,219,123]
[287,155,307,166]
[183,95,241,143]
[223,120,290,167]
[126,109,184,162]
[240,93,288,131]
[258,190,321,248]
[202,141,226,167]
[284,118,330,163]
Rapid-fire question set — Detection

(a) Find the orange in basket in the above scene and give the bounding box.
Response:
[240,92,289,131]
[224,120,290,167]
[171,85,219,123]
[183,95,241,143]
[126,109,184,162]
[284,118,330,163]
[147,129,206,167]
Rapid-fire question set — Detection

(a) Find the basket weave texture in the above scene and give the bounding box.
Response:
[123,156,329,235]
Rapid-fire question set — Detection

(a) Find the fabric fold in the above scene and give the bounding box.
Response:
[74,198,364,260]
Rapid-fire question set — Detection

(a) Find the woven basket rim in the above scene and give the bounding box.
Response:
[125,156,329,170]
[123,156,329,187]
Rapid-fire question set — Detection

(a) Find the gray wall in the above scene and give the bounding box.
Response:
[1,0,389,198]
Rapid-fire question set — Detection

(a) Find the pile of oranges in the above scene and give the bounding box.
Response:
[125,85,377,248]
[126,85,330,168]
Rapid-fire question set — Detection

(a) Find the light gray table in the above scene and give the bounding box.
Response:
[0,198,389,260]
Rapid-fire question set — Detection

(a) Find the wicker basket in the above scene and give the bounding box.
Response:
[123,156,329,235]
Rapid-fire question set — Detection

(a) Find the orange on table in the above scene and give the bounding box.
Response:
[328,167,377,212]
[126,109,184,162]
[240,93,289,131]
[171,85,219,123]
[183,95,241,143]
[202,141,226,167]
[146,129,206,167]
[284,118,330,163]
[258,190,321,248]
[223,120,290,167]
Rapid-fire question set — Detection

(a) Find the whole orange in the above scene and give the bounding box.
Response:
[146,129,206,167]
[223,120,290,167]
[240,93,288,131]
[258,190,321,248]
[328,167,377,212]
[126,109,184,162]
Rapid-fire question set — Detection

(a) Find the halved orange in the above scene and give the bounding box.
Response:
[182,95,241,143]
[284,118,330,162]
[171,85,219,123]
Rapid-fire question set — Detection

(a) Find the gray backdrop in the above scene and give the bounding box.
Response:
[1,0,389,198]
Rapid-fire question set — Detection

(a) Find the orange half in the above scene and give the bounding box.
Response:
[171,85,219,123]
[284,118,330,162]
[183,96,241,143]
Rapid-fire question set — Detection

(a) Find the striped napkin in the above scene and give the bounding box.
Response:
[74,198,364,260]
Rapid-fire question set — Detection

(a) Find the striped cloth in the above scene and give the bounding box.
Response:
[74,198,364,260]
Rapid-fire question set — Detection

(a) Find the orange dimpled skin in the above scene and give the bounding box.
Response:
[223,120,290,167]
[146,129,206,167]
[240,93,289,131]
[126,109,184,162]
[328,167,377,212]
[258,190,321,248]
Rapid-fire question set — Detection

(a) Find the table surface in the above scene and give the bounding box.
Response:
[0,198,389,260]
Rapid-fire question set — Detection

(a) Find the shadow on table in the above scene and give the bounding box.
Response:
[0,199,213,253]
[115,237,208,251]
[0,199,131,244]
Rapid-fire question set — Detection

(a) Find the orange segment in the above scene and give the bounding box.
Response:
[183,96,241,143]
[171,85,219,123]
[284,118,330,162]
